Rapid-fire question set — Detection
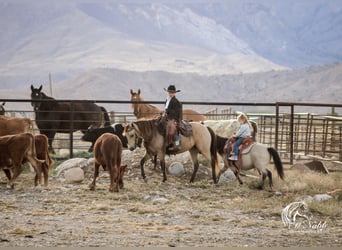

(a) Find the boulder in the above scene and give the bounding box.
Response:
[55,158,89,177]
[168,162,185,177]
[64,167,85,184]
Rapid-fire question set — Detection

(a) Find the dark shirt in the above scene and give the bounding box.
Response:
[165,96,182,122]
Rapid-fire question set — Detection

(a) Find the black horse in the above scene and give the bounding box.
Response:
[0,102,5,115]
[30,85,110,153]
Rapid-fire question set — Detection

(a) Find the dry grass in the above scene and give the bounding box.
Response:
[0,160,341,247]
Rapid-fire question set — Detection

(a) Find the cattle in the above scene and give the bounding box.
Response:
[0,133,44,189]
[89,133,127,192]
[81,123,129,152]
[33,134,54,186]
[0,116,33,136]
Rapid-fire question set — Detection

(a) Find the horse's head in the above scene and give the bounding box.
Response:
[30,84,44,110]
[123,122,140,151]
[130,89,141,117]
[0,102,5,115]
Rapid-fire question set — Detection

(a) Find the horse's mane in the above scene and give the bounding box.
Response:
[40,92,55,101]
[134,119,157,139]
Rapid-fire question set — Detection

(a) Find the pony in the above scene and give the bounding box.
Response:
[130,89,207,121]
[30,85,110,153]
[0,102,5,115]
[216,135,284,189]
[123,118,220,183]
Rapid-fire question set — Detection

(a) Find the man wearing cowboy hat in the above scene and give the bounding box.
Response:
[164,85,182,151]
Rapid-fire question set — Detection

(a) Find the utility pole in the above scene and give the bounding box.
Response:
[49,72,53,96]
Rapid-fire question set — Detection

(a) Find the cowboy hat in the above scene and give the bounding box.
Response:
[164,85,181,93]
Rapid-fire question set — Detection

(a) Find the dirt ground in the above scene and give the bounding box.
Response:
[0,149,341,247]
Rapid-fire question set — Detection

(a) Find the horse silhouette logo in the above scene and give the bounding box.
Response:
[281,200,313,228]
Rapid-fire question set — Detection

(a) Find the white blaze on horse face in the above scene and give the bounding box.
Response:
[126,128,137,151]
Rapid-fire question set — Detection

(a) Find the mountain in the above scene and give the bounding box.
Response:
[1,0,341,89]
[2,62,340,116]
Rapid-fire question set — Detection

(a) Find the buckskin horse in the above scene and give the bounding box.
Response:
[130,89,207,121]
[123,118,220,183]
[30,85,110,153]
[216,135,284,189]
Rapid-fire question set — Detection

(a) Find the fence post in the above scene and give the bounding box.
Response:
[275,104,279,151]
[289,105,294,165]
[69,102,74,158]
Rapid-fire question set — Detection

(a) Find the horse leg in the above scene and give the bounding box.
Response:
[43,130,56,154]
[257,172,267,190]
[153,155,158,170]
[189,148,199,183]
[160,159,167,183]
[140,153,150,182]
[232,163,243,185]
[267,169,273,188]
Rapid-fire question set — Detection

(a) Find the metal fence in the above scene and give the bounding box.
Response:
[1,99,341,164]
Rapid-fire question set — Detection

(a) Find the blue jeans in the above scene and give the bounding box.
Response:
[233,137,244,156]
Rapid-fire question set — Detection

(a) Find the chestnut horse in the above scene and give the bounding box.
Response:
[123,118,220,184]
[130,89,207,121]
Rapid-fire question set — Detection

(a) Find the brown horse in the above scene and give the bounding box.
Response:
[31,85,110,153]
[123,118,220,184]
[130,89,207,121]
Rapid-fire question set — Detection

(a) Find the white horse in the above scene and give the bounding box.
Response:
[216,135,284,189]
[201,119,258,141]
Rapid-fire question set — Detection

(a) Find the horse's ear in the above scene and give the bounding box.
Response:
[2,102,5,106]
[130,89,133,95]
[39,85,42,91]
[30,84,34,91]
[138,89,140,95]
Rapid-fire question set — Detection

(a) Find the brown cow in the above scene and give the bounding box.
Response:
[89,133,127,192]
[0,116,33,136]
[33,134,54,187]
[0,133,44,189]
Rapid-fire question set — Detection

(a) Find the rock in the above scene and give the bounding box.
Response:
[305,160,329,174]
[218,168,237,184]
[55,158,89,177]
[64,167,85,184]
[144,195,169,204]
[291,161,329,174]
[291,163,311,173]
[168,162,185,176]
[314,194,333,202]
[151,197,169,204]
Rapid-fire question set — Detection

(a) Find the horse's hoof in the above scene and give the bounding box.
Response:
[143,177,148,183]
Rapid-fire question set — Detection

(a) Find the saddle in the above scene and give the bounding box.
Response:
[224,137,254,171]
[178,120,192,137]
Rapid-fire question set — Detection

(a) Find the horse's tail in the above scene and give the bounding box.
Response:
[207,126,220,183]
[100,106,111,126]
[250,120,258,142]
[267,147,284,180]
